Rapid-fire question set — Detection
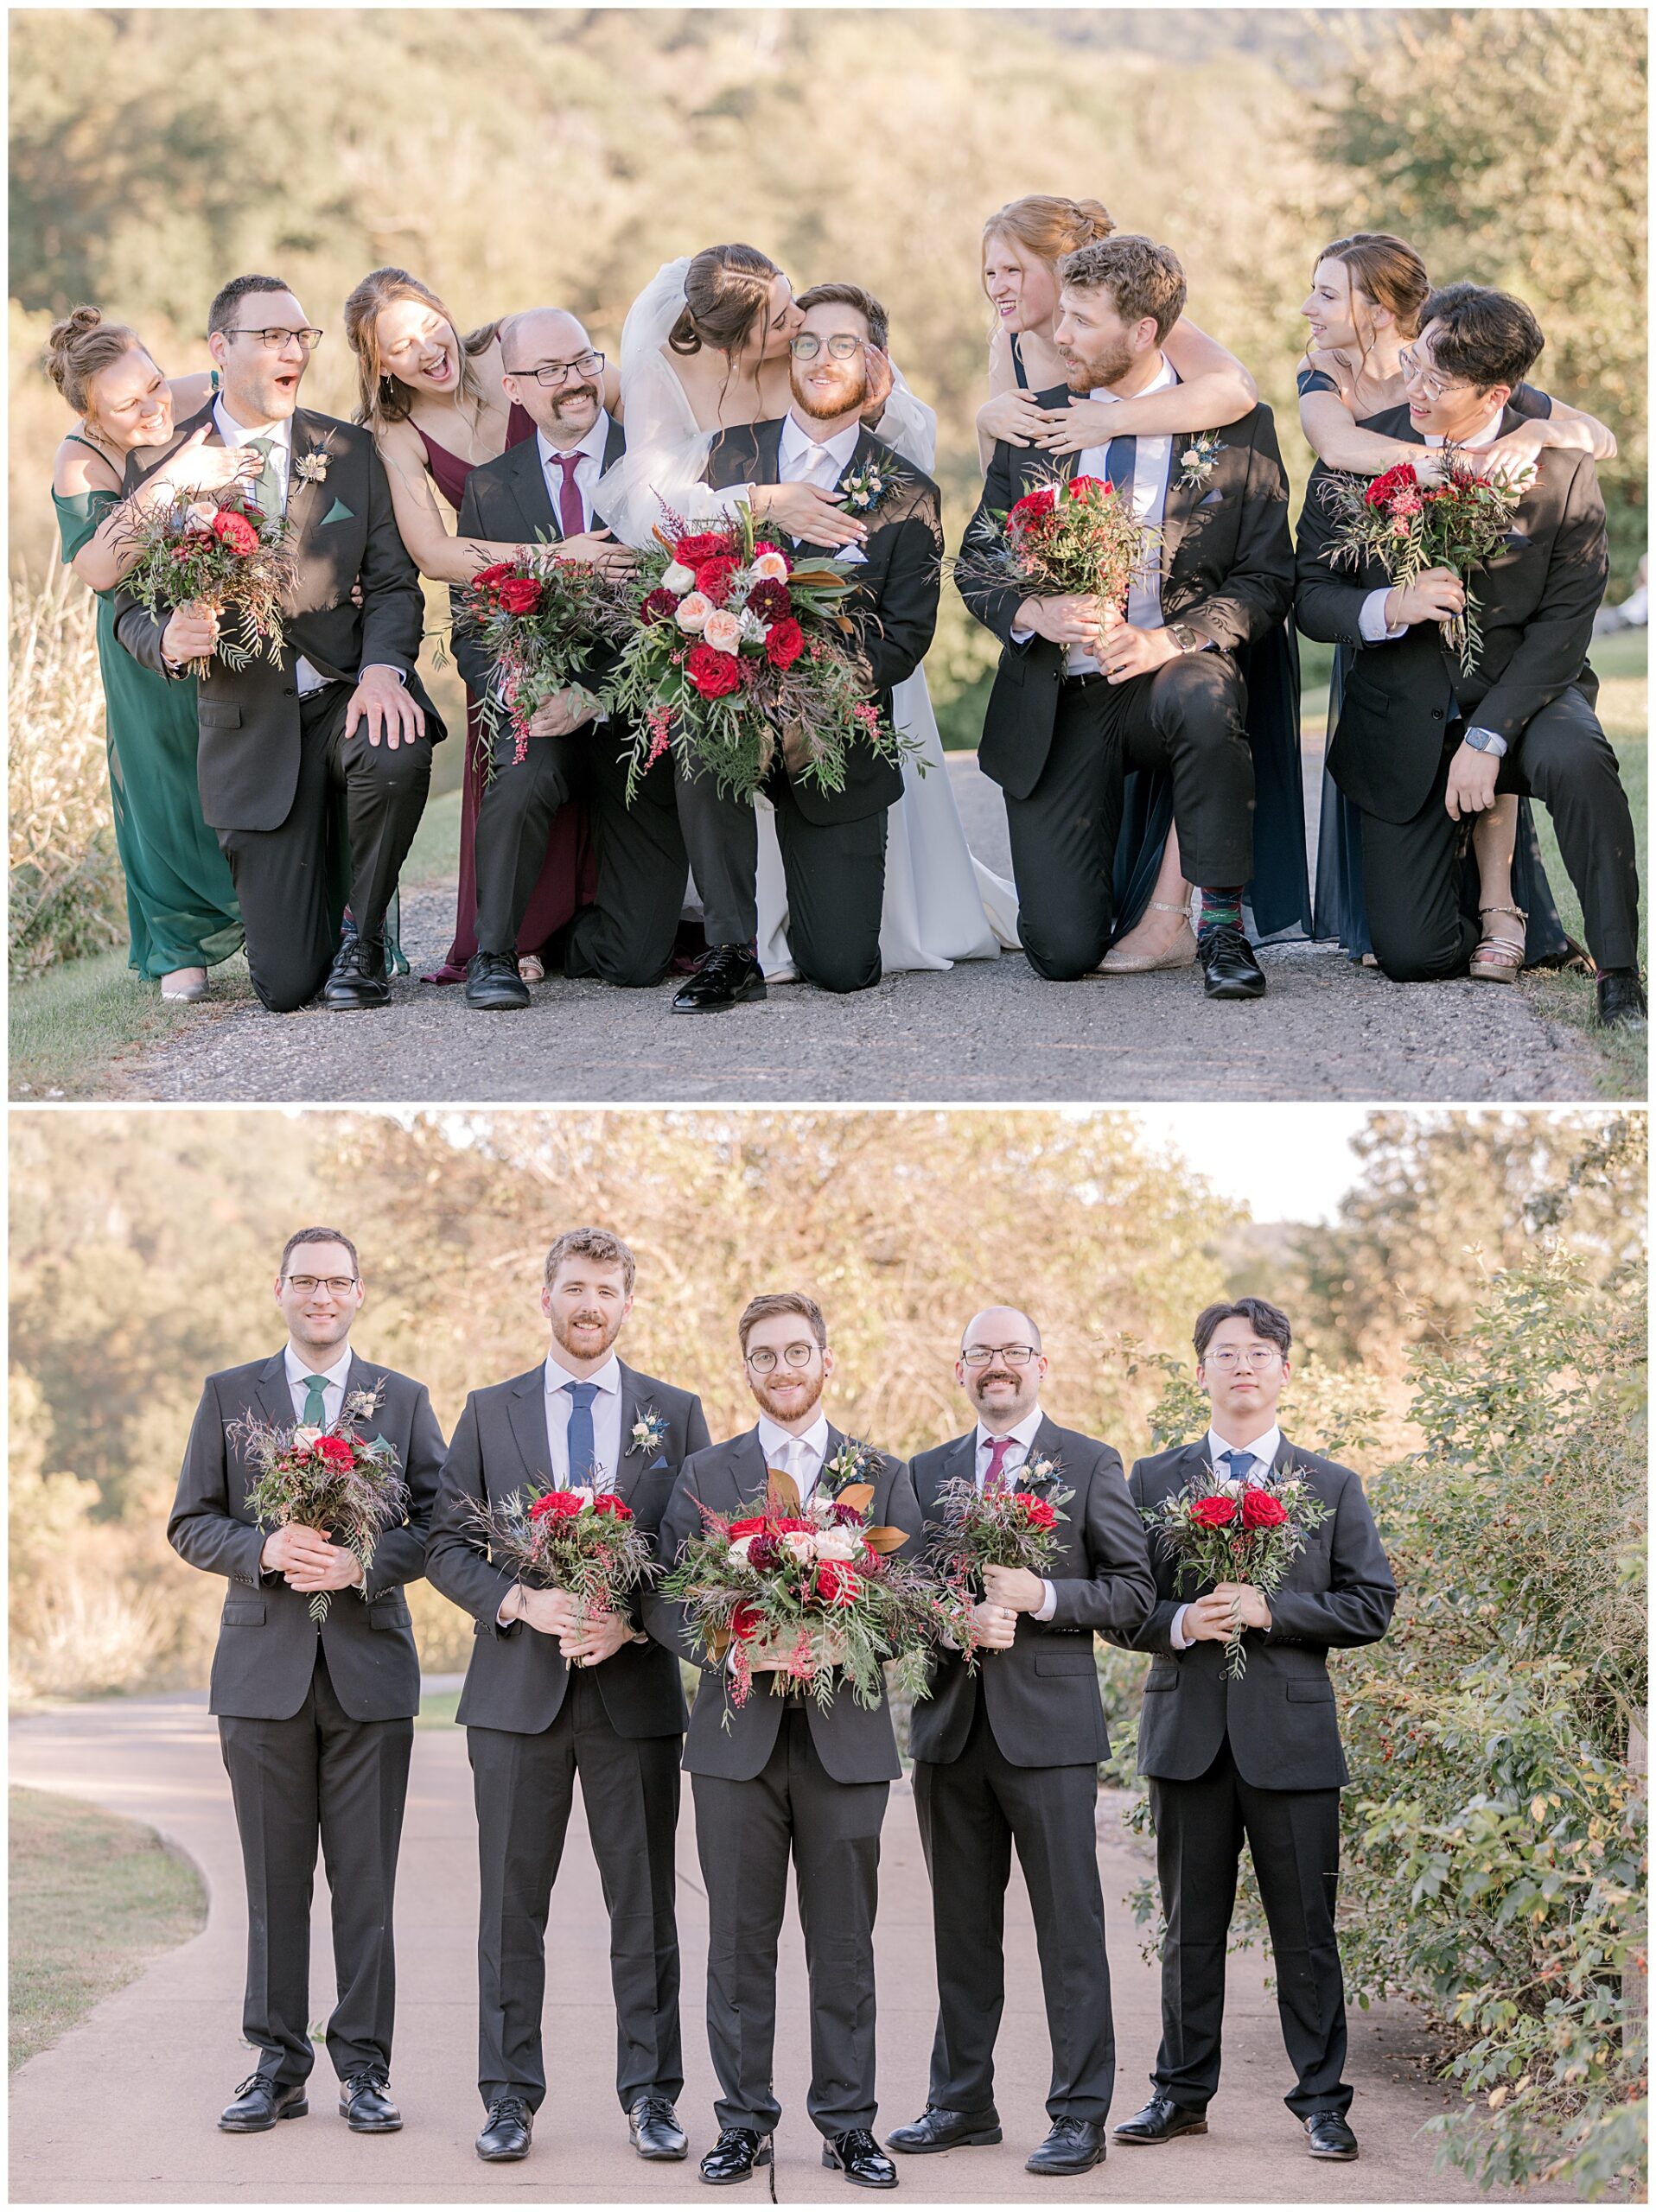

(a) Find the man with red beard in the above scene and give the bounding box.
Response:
[426,1227,710,2166]
[646,1293,921,2188]
[670,285,943,1009]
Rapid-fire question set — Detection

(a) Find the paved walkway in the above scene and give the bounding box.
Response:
[10,1693,1565,2204]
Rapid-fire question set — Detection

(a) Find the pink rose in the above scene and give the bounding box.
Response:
[750,548,791,582]
[701,607,742,653]
[674,592,713,634]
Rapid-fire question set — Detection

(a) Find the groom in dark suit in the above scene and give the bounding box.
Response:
[1296,283,1643,1026]
[115,275,445,1014]
[961,235,1296,1000]
[424,1226,710,2165]
[1110,1297,1395,2163]
[646,1292,922,2188]
[169,1228,444,2135]
[671,283,944,1010]
[450,308,691,1009]
[891,1307,1156,2175]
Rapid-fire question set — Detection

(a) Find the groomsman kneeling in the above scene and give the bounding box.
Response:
[425,1227,710,2164]
[169,1228,444,2135]
[889,1308,1155,2175]
[1111,1297,1396,2160]
[646,1293,921,2187]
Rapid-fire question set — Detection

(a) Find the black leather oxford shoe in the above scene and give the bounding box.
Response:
[338,2069,401,2132]
[475,2095,533,2161]
[1198,924,1267,1000]
[1597,970,1647,1028]
[219,2072,308,2132]
[630,2095,690,2160]
[672,943,767,1012]
[699,2126,772,2184]
[1305,2112,1359,2160]
[1025,2117,1105,2174]
[823,2128,898,2187]
[886,2106,1002,2153]
[1111,2094,1208,2145]
[322,936,391,1009]
[464,949,532,1010]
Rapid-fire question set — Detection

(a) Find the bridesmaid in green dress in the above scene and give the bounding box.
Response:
[46,306,252,1000]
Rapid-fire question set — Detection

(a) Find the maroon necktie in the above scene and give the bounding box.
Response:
[983,1436,1016,1493]
[549,451,584,540]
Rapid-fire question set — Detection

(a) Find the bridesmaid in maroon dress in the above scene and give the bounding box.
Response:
[343,268,615,982]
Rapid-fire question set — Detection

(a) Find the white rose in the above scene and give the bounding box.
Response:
[701,607,742,653]
[750,550,789,582]
[729,1534,755,1563]
[292,1426,322,1449]
[812,1527,859,1563]
[675,592,713,633]
[661,561,697,594]
[781,1530,817,1563]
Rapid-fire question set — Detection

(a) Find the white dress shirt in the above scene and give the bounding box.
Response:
[283,1341,353,1427]
[543,1350,623,1488]
[756,1408,831,1502]
[776,413,867,563]
[975,1402,1059,1622]
[1169,1424,1283,1649]
[538,410,612,538]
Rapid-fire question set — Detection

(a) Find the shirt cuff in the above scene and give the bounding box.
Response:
[358,664,407,686]
[1358,588,1407,643]
[1032,1579,1058,1624]
[1463,725,1509,757]
[1169,1603,1191,1650]
[1010,626,1035,646]
[496,1585,522,1628]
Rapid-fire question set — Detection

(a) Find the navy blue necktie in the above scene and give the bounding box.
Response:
[564,1381,599,1486]
[1102,432,1137,499]
[1224,1449,1256,1486]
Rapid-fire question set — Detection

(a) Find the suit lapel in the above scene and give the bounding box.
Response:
[506,1364,552,1487]
[734,1425,772,1508]
[283,409,334,548]
[613,1361,646,1505]
[1159,432,1206,582]
[929,1430,976,1515]
[500,434,559,543]
[256,1349,295,1432]
[602,413,627,473]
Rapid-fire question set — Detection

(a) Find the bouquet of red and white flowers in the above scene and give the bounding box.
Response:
[465,1481,658,1621]
[1139,1456,1329,1679]
[229,1382,409,1623]
[1315,454,1523,673]
[659,1452,951,1714]
[455,547,631,768]
[929,1456,1073,1659]
[115,484,296,678]
[957,466,1160,623]
[607,503,908,804]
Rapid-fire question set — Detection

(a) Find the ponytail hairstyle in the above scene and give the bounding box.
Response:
[981,194,1117,310]
[1309,232,1431,385]
[342,265,494,431]
[44,305,150,419]
[667,243,782,360]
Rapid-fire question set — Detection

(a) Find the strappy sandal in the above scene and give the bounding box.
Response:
[1095,899,1198,975]
[1469,904,1527,983]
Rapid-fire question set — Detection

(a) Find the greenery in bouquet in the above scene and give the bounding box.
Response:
[454,547,631,769]
[464,1480,658,1616]
[955,465,1161,615]
[229,1382,409,1622]
[929,1459,1073,1661]
[1140,1457,1329,1679]
[114,484,296,678]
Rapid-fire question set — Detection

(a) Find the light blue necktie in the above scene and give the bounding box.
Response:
[564,1381,599,1487]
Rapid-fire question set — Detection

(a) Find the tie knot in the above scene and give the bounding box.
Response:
[1226,1449,1255,1484]
[551,451,581,477]
[564,1381,597,1409]
[303,1373,328,1415]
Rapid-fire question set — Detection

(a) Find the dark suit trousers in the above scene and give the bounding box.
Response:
[675,760,888,993]
[565,741,691,988]
[1360,690,1640,980]
[468,1671,684,2113]
[1150,1736,1350,2119]
[218,1646,413,2085]
[692,1707,889,2136]
[217,683,432,1013]
[913,1690,1115,2122]
[1007,654,1254,982]
[472,729,582,960]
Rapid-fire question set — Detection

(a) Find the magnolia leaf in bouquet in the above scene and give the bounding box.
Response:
[863,1524,910,1554]
[766,1466,802,1513]
[834,1482,876,1514]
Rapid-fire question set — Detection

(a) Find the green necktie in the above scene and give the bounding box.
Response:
[248,435,284,522]
[303,1373,328,1427]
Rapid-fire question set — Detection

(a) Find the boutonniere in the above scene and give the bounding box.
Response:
[1020,1452,1065,1491]
[839,457,902,517]
[627,1404,669,1458]
[822,1437,882,1491]
[1179,432,1222,492]
[293,441,333,488]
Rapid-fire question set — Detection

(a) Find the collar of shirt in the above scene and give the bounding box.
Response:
[544,1349,621,1401]
[1207,1425,1282,1480]
[1424,402,1506,451]
[756,1409,831,1479]
[778,412,861,485]
[974,1403,1046,1468]
[538,408,610,478]
[214,396,290,455]
[283,1342,353,1395]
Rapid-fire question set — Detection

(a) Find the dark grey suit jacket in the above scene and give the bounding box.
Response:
[424,1357,708,1737]
[908,1415,1156,1768]
[113,402,445,832]
[1122,1434,1396,1791]
[169,1349,444,1722]
[646,1425,923,1784]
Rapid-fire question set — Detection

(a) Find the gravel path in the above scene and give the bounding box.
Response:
[123,754,1605,1103]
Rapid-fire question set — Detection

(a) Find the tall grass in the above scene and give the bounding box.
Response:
[9,568,125,980]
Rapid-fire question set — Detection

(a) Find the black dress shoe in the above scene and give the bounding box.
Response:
[1305,2111,1359,2160]
[1198,924,1266,1000]
[219,2071,309,2132]
[1111,2094,1208,2145]
[700,2126,772,2184]
[465,949,532,1010]
[475,2095,533,2161]
[887,2105,1002,2152]
[672,943,767,1012]
[338,2069,401,2132]
[630,2096,690,2160]
[1025,2117,1106,2174]
[823,2129,898,2187]
[322,936,391,1009]
[1597,969,1647,1028]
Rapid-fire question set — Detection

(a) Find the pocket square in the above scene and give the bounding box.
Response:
[321,498,353,525]
[837,543,869,566]
[648,1454,668,1472]
[1198,487,1225,507]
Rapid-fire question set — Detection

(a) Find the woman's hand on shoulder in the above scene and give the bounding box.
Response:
[977,387,1050,449]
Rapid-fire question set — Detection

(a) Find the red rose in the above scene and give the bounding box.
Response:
[212,509,259,556]
[687,642,743,698]
[816,1560,862,1607]
[1012,1492,1058,1529]
[472,562,514,592]
[745,579,793,625]
[313,1433,355,1468]
[1066,474,1110,499]
[1241,1487,1289,1530]
[728,1516,768,1539]
[674,531,734,566]
[772,1516,817,1535]
[729,1602,763,1641]
[764,618,805,671]
[1364,462,1419,510]
[693,556,741,606]
[1008,486,1058,526]
[496,576,543,615]
[528,1489,584,1522]
[1190,1495,1238,1528]
[640,588,680,626]
[591,1493,634,1520]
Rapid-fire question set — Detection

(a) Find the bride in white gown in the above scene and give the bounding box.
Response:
[596,251,1019,980]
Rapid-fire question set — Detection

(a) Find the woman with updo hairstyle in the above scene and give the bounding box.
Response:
[47,305,245,1001]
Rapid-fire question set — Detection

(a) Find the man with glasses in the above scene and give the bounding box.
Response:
[646,1293,920,2188]
[169,1228,444,2136]
[670,283,944,1009]
[449,308,691,1008]
[890,1309,1154,2176]
[1110,1297,1394,2163]
[116,274,445,1014]
[1297,283,1643,1026]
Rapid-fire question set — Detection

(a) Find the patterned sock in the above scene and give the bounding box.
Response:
[1198,887,1245,938]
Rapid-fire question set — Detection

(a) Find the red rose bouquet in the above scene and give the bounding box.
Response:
[115,485,296,678]
[956,465,1160,623]
[927,1455,1073,1662]
[453,547,631,768]
[229,1382,410,1623]
[1315,453,1523,673]
[1139,1457,1329,1678]
[658,1456,950,1714]
[464,1480,658,1620]
[606,502,909,804]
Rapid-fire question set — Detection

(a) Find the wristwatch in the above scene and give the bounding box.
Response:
[1166,623,1206,654]
[1462,726,1509,757]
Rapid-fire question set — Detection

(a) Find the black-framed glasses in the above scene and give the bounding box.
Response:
[745,1342,818,1374]
[961,1344,1038,1368]
[226,326,323,353]
[507,350,606,387]
[790,333,863,361]
[283,1274,358,1297]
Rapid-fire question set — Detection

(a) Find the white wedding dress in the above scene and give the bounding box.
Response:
[596,259,1019,979]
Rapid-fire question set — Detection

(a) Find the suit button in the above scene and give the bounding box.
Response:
[283,686,297,697]
[1431,708,1443,721]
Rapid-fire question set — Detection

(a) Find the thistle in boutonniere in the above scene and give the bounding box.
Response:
[822,1437,882,1493]
[839,456,903,517]
[1020,1452,1065,1491]
[294,442,333,487]
[1179,432,1222,493]
[629,1404,670,1458]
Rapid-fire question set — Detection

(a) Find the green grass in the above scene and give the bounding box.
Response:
[9,1784,207,2069]
[415,1688,461,1729]
[10,946,255,1100]
[404,785,462,888]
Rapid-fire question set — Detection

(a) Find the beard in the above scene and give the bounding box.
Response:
[1063,334,1135,392]
[750,1366,825,1424]
[791,358,869,420]
[550,1303,623,1359]
[549,380,599,422]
